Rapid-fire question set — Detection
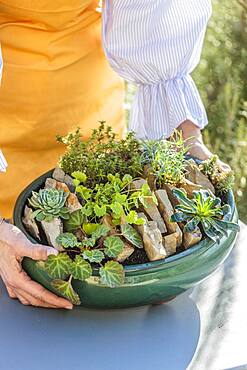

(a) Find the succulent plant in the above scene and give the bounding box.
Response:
[199,155,235,194]
[171,188,240,243]
[29,188,70,222]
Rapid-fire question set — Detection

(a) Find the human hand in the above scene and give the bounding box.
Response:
[0,221,73,309]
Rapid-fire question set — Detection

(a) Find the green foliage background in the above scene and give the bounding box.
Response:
[125,0,247,222]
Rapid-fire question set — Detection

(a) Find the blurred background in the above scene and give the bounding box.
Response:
[125,0,247,223]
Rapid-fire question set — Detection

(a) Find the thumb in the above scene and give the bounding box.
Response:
[19,242,59,261]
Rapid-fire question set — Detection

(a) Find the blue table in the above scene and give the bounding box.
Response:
[0,223,246,370]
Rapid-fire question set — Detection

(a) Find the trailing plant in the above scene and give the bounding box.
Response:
[140,131,189,187]
[38,222,142,303]
[29,189,69,222]
[199,155,235,194]
[171,188,240,243]
[57,121,143,187]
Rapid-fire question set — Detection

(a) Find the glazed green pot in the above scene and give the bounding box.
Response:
[13,170,239,308]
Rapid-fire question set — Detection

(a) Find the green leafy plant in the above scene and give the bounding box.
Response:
[39,223,129,303]
[171,188,240,243]
[71,172,155,225]
[140,131,189,187]
[29,188,69,222]
[57,121,143,187]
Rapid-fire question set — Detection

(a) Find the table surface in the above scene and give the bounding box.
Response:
[0,223,246,370]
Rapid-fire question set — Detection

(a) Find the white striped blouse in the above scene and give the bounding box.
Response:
[103,0,212,139]
[0,150,7,173]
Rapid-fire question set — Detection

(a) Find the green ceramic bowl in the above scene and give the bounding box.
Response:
[13,170,239,308]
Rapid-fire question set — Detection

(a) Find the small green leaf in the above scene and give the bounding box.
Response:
[64,209,85,232]
[110,202,124,217]
[122,174,132,184]
[51,279,81,305]
[104,236,124,258]
[91,224,110,240]
[121,223,143,248]
[81,204,93,217]
[83,223,100,235]
[114,193,127,204]
[94,204,107,217]
[69,256,92,281]
[125,210,138,224]
[43,253,72,279]
[73,179,80,187]
[71,171,87,183]
[56,233,79,248]
[83,250,105,263]
[99,261,125,287]
[76,186,92,200]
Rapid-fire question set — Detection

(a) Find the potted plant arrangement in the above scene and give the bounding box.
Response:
[14,122,240,308]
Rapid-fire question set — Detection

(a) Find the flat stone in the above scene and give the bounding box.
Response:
[162,184,179,207]
[66,193,82,213]
[44,178,57,189]
[181,178,202,198]
[52,167,66,182]
[183,227,202,249]
[41,218,63,251]
[163,233,177,256]
[185,160,215,194]
[131,179,167,234]
[143,165,156,190]
[116,243,135,263]
[155,189,177,232]
[101,215,117,235]
[55,181,70,193]
[137,220,167,261]
[22,206,40,241]
[64,174,75,193]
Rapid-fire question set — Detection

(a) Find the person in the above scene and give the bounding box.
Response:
[0,0,228,308]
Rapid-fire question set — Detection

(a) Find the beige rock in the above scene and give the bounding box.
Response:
[116,243,135,263]
[64,174,75,192]
[163,233,177,256]
[22,206,40,240]
[137,220,167,261]
[44,178,57,189]
[180,178,202,198]
[66,193,82,213]
[102,215,117,235]
[131,179,167,234]
[175,226,183,247]
[41,218,63,251]
[185,160,215,194]
[55,181,70,193]
[162,184,179,207]
[155,189,177,233]
[183,227,202,249]
[143,165,156,190]
[52,167,65,182]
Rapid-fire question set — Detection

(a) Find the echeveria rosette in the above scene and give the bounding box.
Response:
[29,188,70,222]
[171,188,240,243]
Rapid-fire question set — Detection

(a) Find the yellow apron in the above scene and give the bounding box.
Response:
[0,0,124,218]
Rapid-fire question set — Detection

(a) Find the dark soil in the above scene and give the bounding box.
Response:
[122,248,149,265]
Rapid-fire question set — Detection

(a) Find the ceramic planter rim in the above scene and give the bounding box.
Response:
[13,169,237,276]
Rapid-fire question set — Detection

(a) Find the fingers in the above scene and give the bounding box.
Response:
[16,272,73,309]
[6,285,17,299]
[13,288,61,309]
[18,242,58,261]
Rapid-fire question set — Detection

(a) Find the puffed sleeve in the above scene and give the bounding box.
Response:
[102,0,212,139]
[0,49,7,173]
